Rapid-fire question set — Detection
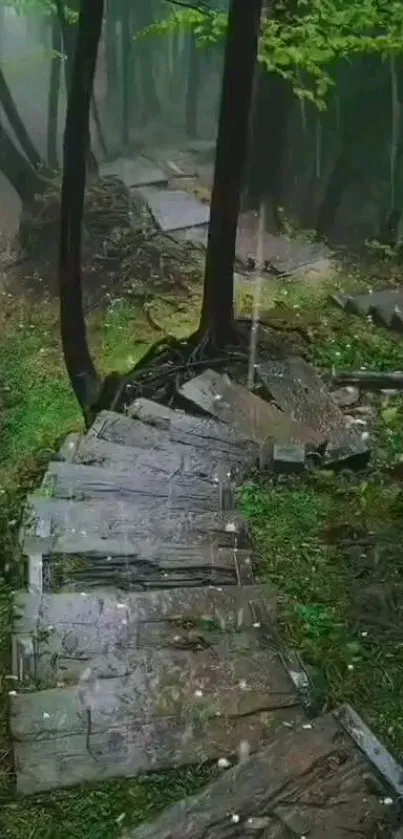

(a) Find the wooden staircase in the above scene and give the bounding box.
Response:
[9,371,403,835]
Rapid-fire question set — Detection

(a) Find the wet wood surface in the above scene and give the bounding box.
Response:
[123,710,398,839]
[179,369,325,446]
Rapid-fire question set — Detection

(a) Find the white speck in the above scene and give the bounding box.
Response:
[239,680,247,690]
[230,814,240,824]
[225,522,236,533]
[173,635,181,642]
[244,557,251,565]
[217,757,231,769]
[117,603,126,609]
[382,797,393,805]
[238,740,250,760]
[68,441,75,450]
[194,689,203,697]
[56,682,65,688]
[80,592,87,596]
[361,630,368,637]
[5,675,18,680]
[43,712,50,719]
[361,431,370,441]
[80,530,86,536]
[71,528,76,534]
[253,621,260,628]
[116,812,126,825]
[8,690,17,696]
[216,587,223,592]
[121,619,127,626]
[47,625,54,631]
[226,472,231,479]
[347,664,354,671]
[8,519,17,527]
[213,394,222,401]
[106,555,112,562]
[302,723,313,729]
[282,721,293,728]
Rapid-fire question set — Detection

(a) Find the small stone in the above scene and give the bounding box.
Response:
[253,621,261,628]
[331,386,360,407]
[194,689,203,698]
[382,797,393,805]
[347,664,354,671]
[8,690,17,696]
[230,814,240,824]
[273,443,306,474]
[217,757,231,769]
[43,712,50,719]
[302,723,313,729]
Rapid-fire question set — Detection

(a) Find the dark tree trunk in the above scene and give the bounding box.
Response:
[199,0,263,343]
[91,96,108,157]
[59,0,102,416]
[315,152,350,237]
[47,15,61,168]
[134,0,160,123]
[121,0,131,149]
[0,119,47,204]
[105,0,119,118]
[0,63,43,171]
[185,33,200,138]
[246,67,293,229]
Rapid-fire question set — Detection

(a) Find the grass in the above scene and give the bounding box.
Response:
[1,257,403,834]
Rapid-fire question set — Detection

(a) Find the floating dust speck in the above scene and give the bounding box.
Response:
[43,712,50,719]
[194,689,203,698]
[230,814,240,824]
[253,621,260,628]
[217,757,231,769]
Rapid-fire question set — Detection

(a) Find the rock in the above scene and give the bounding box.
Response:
[331,387,360,408]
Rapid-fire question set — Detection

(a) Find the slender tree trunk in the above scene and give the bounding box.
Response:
[47,15,61,168]
[59,0,102,414]
[199,0,263,343]
[186,33,200,138]
[121,0,131,149]
[0,63,43,171]
[246,68,292,229]
[105,0,118,119]
[134,0,160,123]
[315,152,349,237]
[0,118,47,204]
[91,96,108,157]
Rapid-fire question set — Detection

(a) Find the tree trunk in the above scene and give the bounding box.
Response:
[185,33,200,138]
[246,67,293,229]
[199,0,263,343]
[105,0,119,119]
[59,0,102,415]
[315,152,350,237]
[0,118,47,205]
[0,63,43,171]
[121,0,131,149]
[47,15,61,168]
[134,0,160,123]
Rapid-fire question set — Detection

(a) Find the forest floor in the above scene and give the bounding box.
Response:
[1,253,403,837]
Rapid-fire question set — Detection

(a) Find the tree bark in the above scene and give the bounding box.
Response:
[0,118,47,204]
[47,15,62,168]
[246,68,293,229]
[199,0,263,343]
[185,33,200,138]
[134,0,160,123]
[121,0,131,149]
[59,0,102,415]
[0,63,43,171]
[105,0,119,119]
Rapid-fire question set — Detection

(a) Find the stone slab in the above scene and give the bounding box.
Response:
[236,213,332,275]
[179,369,325,448]
[123,708,400,839]
[136,186,210,232]
[99,157,168,188]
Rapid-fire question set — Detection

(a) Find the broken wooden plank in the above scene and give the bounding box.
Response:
[122,709,400,839]
[258,356,370,467]
[179,369,324,447]
[23,498,250,554]
[13,582,276,683]
[39,545,255,592]
[43,461,234,513]
[11,639,304,793]
[335,704,403,799]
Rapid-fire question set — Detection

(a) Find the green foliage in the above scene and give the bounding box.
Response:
[140,0,403,107]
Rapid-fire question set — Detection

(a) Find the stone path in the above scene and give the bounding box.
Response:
[100,144,332,279]
[10,368,403,835]
[333,286,403,334]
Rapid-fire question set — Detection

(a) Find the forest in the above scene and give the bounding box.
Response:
[0,1,402,838]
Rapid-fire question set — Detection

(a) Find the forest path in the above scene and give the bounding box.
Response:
[9,366,403,836]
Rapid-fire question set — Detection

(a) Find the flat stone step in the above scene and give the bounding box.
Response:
[100,157,168,188]
[179,369,325,448]
[123,706,401,839]
[10,587,307,795]
[96,407,258,463]
[135,186,209,232]
[42,461,234,513]
[333,287,403,334]
[258,356,370,468]
[13,584,274,684]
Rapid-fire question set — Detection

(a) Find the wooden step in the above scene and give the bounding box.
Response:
[13,584,275,683]
[94,407,259,463]
[122,706,402,839]
[10,586,308,795]
[179,368,325,446]
[42,461,235,513]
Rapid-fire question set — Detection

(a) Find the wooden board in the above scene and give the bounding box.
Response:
[123,709,399,839]
[44,461,234,514]
[11,611,305,793]
[24,498,250,554]
[102,406,259,462]
[179,369,325,446]
[258,357,369,465]
[13,583,277,684]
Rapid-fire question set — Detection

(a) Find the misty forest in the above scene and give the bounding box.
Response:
[0,2,403,838]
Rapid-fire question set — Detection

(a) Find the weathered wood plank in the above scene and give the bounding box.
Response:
[11,636,304,793]
[23,498,250,554]
[100,407,258,461]
[179,369,325,446]
[122,709,400,839]
[40,545,254,592]
[258,357,370,466]
[44,462,234,513]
